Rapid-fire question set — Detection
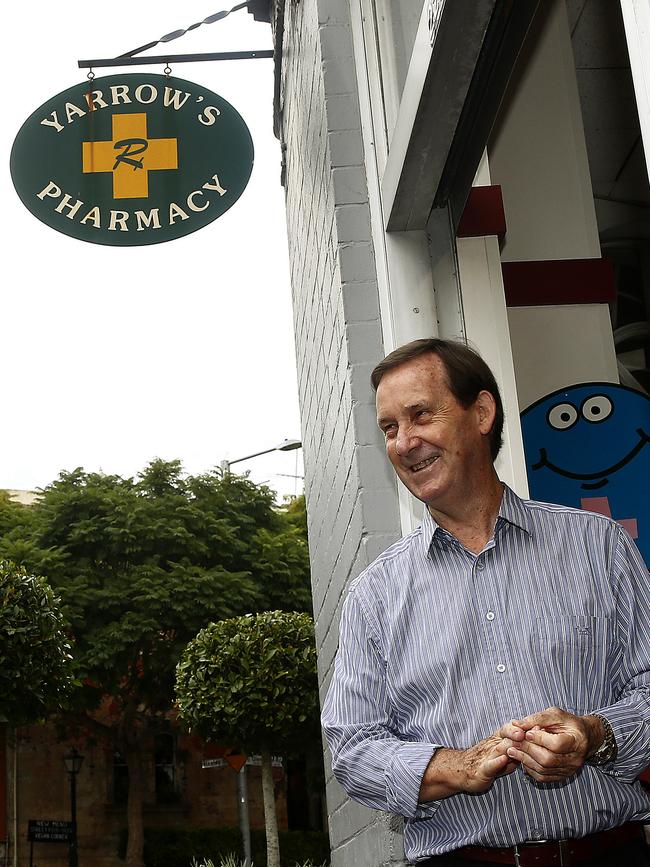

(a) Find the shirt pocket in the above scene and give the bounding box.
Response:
[532,614,615,714]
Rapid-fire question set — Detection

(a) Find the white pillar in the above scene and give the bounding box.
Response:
[488,0,618,410]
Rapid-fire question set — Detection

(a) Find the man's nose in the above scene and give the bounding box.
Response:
[395,427,418,456]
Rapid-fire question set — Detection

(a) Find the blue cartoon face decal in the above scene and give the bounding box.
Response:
[521,383,650,567]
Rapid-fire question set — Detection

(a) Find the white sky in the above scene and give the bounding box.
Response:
[2,3,304,500]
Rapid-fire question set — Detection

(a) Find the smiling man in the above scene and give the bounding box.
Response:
[321,338,650,866]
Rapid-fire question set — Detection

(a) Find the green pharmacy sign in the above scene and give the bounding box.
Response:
[10,73,254,246]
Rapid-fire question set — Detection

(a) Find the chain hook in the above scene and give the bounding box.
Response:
[164,63,172,77]
[87,68,95,81]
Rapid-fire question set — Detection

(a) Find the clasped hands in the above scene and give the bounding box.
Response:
[466,707,604,790]
[419,707,604,802]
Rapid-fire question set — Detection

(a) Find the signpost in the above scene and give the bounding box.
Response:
[10,73,254,246]
[200,755,283,867]
[201,754,283,769]
[28,820,72,867]
[28,820,72,842]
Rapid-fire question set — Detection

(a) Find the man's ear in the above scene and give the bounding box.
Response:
[476,390,497,435]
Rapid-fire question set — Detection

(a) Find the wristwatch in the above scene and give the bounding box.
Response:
[588,714,618,765]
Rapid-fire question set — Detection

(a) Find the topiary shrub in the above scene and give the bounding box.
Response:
[0,560,73,724]
[176,612,320,867]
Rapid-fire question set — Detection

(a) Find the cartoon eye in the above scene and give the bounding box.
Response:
[547,402,578,430]
[581,394,613,423]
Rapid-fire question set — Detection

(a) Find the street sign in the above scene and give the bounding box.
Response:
[225,753,248,773]
[10,73,254,246]
[247,755,283,768]
[28,820,72,843]
[201,754,282,770]
[201,757,227,769]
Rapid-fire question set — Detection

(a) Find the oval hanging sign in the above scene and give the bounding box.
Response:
[10,73,254,246]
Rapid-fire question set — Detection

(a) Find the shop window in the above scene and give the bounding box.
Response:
[111,736,180,806]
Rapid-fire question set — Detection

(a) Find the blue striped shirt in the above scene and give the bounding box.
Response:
[322,485,650,862]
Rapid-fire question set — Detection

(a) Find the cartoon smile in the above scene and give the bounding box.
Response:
[532,428,650,490]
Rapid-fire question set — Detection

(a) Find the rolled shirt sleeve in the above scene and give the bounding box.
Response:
[322,589,441,818]
[592,526,650,783]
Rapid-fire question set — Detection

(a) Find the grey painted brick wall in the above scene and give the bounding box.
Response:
[275,0,407,863]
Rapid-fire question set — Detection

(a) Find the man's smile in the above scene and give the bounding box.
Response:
[532,427,649,488]
[410,455,440,473]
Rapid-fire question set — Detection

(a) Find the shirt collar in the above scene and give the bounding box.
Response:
[420,504,440,554]
[419,482,532,556]
[497,484,532,536]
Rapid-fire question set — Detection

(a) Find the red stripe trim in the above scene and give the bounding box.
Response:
[457,186,506,240]
[502,258,616,306]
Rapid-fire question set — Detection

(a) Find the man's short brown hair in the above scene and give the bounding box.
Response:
[371,338,504,461]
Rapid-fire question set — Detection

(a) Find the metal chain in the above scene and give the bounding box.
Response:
[118,3,249,59]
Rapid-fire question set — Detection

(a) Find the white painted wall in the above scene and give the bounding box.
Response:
[508,304,619,409]
[489,0,600,262]
[488,0,618,410]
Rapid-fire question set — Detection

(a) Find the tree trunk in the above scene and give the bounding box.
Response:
[261,748,281,867]
[124,742,145,867]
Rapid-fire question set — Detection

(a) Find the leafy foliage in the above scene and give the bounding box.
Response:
[0,491,41,568]
[119,826,329,867]
[191,858,328,867]
[6,461,312,722]
[0,560,74,724]
[175,610,319,753]
[255,497,311,614]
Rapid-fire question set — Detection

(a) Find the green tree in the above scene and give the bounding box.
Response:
[0,491,45,568]
[6,461,312,867]
[0,560,73,725]
[256,495,312,613]
[175,610,319,867]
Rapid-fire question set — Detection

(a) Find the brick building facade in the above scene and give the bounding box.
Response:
[2,723,287,867]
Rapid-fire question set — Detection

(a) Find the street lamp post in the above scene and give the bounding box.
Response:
[219,437,301,867]
[220,438,302,476]
[63,748,84,867]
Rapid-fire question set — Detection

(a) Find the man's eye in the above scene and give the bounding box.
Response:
[383,425,397,438]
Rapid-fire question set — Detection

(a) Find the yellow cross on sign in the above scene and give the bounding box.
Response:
[82,113,178,199]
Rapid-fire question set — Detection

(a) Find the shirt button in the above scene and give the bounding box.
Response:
[486,611,495,621]
[476,559,485,571]
[530,829,544,841]
[496,663,506,673]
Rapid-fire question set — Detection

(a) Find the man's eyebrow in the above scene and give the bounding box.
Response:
[377,402,427,426]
